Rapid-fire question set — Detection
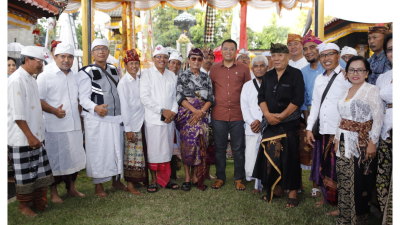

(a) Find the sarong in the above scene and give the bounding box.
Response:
[252,125,301,203]
[175,97,209,190]
[123,126,149,185]
[8,143,54,195]
[336,134,372,225]
[206,121,215,165]
[309,134,338,205]
[16,187,47,211]
[377,130,392,225]
[149,162,171,188]
[298,122,312,169]
[8,149,14,178]
[245,134,261,180]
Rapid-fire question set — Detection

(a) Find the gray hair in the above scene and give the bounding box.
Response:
[251,55,268,68]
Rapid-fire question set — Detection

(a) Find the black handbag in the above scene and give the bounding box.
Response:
[311,69,342,139]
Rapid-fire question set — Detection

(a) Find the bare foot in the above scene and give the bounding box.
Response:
[95,184,107,198]
[51,193,63,204]
[67,189,85,197]
[315,198,325,207]
[19,203,37,217]
[112,181,127,191]
[326,209,338,216]
[126,182,142,196]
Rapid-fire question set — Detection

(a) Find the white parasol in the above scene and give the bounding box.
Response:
[8,42,24,58]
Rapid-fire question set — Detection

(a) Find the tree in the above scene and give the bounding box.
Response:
[151,6,183,49]
[76,23,83,48]
[291,10,308,35]
[37,18,47,37]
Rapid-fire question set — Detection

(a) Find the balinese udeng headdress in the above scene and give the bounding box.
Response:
[124,49,140,63]
[302,30,322,45]
[51,40,61,52]
[287,34,303,44]
[202,47,214,57]
[270,43,289,54]
[368,26,389,35]
[188,47,204,59]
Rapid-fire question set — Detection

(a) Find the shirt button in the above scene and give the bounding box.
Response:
[228,93,230,94]
[228,101,230,103]
[228,84,229,86]
[228,77,229,78]
[229,109,230,110]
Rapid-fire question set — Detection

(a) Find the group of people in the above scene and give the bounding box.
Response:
[7,25,392,225]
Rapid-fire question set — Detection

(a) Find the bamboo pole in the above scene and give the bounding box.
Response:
[81,0,88,65]
[318,0,324,41]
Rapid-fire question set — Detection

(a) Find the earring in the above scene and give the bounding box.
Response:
[366,75,368,79]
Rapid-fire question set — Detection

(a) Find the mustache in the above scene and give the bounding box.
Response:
[206,62,212,66]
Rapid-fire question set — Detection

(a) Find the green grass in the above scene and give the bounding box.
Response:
[8,160,381,225]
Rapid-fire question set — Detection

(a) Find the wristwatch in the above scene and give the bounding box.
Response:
[160,108,164,114]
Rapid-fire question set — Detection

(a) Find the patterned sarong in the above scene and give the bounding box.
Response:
[123,126,148,185]
[8,143,54,195]
[175,97,209,190]
[149,162,171,188]
[16,187,47,211]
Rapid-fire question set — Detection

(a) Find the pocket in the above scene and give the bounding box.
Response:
[279,84,293,102]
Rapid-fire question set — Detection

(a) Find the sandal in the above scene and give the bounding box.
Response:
[165,181,179,190]
[147,184,158,193]
[311,188,321,198]
[286,198,299,208]
[181,182,191,192]
[234,180,246,191]
[211,179,224,189]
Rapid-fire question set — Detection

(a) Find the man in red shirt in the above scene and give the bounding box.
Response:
[209,39,251,190]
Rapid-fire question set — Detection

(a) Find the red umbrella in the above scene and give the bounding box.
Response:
[213,46,239,63]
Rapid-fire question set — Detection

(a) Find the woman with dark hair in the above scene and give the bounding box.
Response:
[7,57,17,77]
[375,32,393,224]
[334,56,384,224]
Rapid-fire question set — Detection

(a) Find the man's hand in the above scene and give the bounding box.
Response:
[163,109,176,124]
[265,113,280,125]
[250,120,261,133]
[303,110,310,127]
[366,140,377,160]
[306,130,315,148]
[95,104,108,117]
[334,139,339,154]
[54,104,66,118]
[27,134,42,149]
[126,132,138,144]
[189,110,204,125]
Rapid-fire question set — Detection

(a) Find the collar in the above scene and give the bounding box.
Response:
[375,50,386,60]
[200,67,208,74]
[291,56,306,63]
[124,72,138,82]
[19,67,32,80]
[219,60,238,68]
[323,64,342,76]
[151,65,166,75]
[51,62,72,75]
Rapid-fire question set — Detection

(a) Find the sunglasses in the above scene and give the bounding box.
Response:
[190,57,203,62]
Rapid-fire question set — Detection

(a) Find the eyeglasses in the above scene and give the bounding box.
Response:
[341,56,352,61]
[29,57,44,63]
[222,48,236,52]
[93,47,109,52]
[320,52,337,58]
[237,56,250,60]
[253,64,266,69]
[154,55,169,60]
[347,68,367,74]
[190,57,203,62]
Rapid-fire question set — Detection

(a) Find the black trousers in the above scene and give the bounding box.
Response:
[212,119,245,183]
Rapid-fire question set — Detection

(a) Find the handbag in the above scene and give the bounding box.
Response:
[311,69,342,139]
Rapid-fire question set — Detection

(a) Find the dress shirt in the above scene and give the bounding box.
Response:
[300,62,325,111]
[8,67,45,146]
[140,66,179,126]
[117,72,145,133]
[376,70,392,140]
[306,65,352,135]
[200,67,210,76]
[367,51,392,85]
[250,70,255,80]
[289,56,309,70]
[37,63,81,132]
[241,78,263,135]
[209,61,251,121]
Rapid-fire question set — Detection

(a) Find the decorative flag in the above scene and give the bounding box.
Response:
[239,2,248,50]
[230,5,240,47]
[203,5,216,43]
[140,10,154,64]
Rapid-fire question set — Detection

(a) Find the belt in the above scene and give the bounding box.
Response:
[386,103,392,108]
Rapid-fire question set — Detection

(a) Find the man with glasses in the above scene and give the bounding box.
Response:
[288,34,309,70]
[252,43,304,208]
[367,26,391,85]
[140,45,179,193]
[340,46,358,64]
[8,46,54,216]
[37,43,86,204]
[236,48,254,79]
[209,39,251,190]
[76,38,127,197]
[306,43,352,216]
[299,30,324,198]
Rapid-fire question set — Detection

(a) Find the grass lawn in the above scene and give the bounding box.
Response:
[8,160,381,225]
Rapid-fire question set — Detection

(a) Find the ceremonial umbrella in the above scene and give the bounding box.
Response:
[8,42,24,58]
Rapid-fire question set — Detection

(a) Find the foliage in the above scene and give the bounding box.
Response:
[37,18,47,37]
[151,6,183,49]
[324,15,334,24]
[291,10,308,35]
[76,23,83,49]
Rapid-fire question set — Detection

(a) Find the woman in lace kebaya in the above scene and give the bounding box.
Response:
[334,56,384,224]
[375,33,393,224]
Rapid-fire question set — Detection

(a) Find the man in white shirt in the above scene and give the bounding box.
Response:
[8,46,54,216]
[306,43,352,216]
[140,45,179,192]
[240,55,268,194]
[200,47,215,75]
[340,46,358,64]
[117,48,147,196]
[76,38,126,197]
[167,51,183,180]
[37,43,86,204]
[237,48,254,79]
[287,34,309,70]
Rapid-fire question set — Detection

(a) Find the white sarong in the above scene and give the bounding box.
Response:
[145,122,174,163]
[45,130,86,176]
[245,133,263,191]
[83,115,124,181]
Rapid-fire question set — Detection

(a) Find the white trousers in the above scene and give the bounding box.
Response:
[245,133,263,191]
[145,122,174,163]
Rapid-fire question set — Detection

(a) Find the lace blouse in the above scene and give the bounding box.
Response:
[375,70,392,140]
[176,69,215,107]
[335,82,384,159]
